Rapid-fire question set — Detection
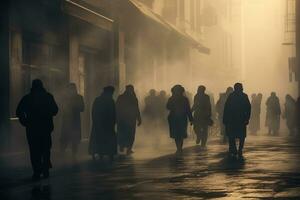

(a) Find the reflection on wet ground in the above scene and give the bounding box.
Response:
[1,136,300,199]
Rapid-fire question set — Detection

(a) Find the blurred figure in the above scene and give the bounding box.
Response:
[16,79,58,180]
[283,95,297,136]
[216,87,233,143]
[157,90,168,127]
[167,85,193,154]
[266,92,281,136]
[192,85,212,147]
[89,86,117,161]
[249,93,261,135]
[60,83,84,157]
[143,89,158,122]
[116,85,142,155]
[296,97,300,134]
[223,83,251,158]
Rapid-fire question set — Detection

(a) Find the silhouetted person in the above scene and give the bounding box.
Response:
[192,85,212,147]
[16,79,58,180]
[89,86,117,161]
[157,90,168,127]
[296,97,300,134]
[167,85,193,154]
[216,87,233,143]
[283,94,296,136]
[266,92,281,136]
[223,83,251,158]
[143,89,159,121]
[249,93,261,135]
[116,85,142,155]
[60,83,84,157]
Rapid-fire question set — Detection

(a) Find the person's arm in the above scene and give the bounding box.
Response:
[16,97,27,127]
[136,98,142,126]
[245,95,251,124]
[186,98,193,123]
[50,95,59,116]
[79,95,85,112]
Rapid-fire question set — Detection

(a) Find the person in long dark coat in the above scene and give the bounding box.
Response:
[265,92,281,136]
[116,85,142,155]
[249,93,259,135]
[167,85,193,154]
[192,85,212,147]
[16,79,58,180]
[283,94,297,136]
[223,83,251,158]
[60,83,84,156]
[216,87,233,143]
[89,86,117,161]
[296,97,300,134]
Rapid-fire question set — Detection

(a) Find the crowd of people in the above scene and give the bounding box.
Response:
[16,79,300,180]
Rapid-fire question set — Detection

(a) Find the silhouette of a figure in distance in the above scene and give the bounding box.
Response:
[116,85,142,155]
[216,87,233,143]
[60,83,84,157]
[16,79,58,180]
[89,86,117,161]
[283,94,297,136]
[192,85,212,147]
[265,92,281,136]
[223,83,251,158]
[249,93,261,135]
[157,90,168,128]
[167,85,193,154]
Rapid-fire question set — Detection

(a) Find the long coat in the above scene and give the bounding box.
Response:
[89,94,117,155]
[223,92,251,138]
[116,92,141,148]
[192,93,212,128]
[61,94,84,145]
[249,97,261,133]
[265,96,281,131]
[167,95,193,139]
[284,98,296,130]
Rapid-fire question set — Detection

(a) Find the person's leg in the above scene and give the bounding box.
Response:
[41,133,52,178]
[27,132,42,179]
[228,137,237,155]
[238,137,245,156]
[175,138,183,153]
[201,126,208,147]
[127,131,136,155]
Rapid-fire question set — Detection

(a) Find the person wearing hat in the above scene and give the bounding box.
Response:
[223,83,251,158]
[16,79,58,180]
[167,85,193,154]
[89,86,117,161]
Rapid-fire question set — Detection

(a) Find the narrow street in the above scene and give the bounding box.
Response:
[1,135,300,200]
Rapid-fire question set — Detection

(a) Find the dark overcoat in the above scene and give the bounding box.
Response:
[192,93,212,129]
[167,95,193,139]
[223,92,251,138]
[89,94,117,155]
[116,92,141,147]
[61,94,84,145]
[265,96,281,130]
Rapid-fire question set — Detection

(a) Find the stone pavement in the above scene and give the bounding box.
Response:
[0,135,300,200]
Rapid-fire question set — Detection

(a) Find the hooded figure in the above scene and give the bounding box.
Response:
[283,95,296,136]
[265,92,281,135]
[167,85,193,154]
[60,83,84,156]
[192,85,212,147]
[223,83,251,157]
[249,93,261,135]
[16,79,58,180]
[116,85,141,155]
[89,86,117,160]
